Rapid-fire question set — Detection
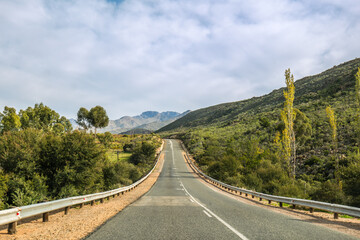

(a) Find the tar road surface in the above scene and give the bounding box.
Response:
[86,139,358,240]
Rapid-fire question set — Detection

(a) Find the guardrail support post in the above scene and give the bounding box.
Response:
[279,202,283,207]
[268,200,271,204]
[239,192,242,196]
[100,198,104,203]
[106,196,110,201]
[8,222,17,234]
[292,204,296,209]
[65,206,70,215]
[252,195,255,199]
[245,193,248,197]
[334,213,339,219]
[259,198,262,201]
[43,212,49,222]
[310,208,314,213]
[91,200,95,206]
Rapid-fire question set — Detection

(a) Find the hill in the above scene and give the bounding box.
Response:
[158,59,359,132]
[158,58,360,207]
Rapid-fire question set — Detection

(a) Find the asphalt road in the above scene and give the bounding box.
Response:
[86,139,358,240]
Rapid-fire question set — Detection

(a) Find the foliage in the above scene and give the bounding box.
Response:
[1,107,21,133]
[76,106,109,134]
[0,105,161,209]
[98,132,114,148]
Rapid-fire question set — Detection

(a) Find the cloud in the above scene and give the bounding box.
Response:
[0,0,359,119]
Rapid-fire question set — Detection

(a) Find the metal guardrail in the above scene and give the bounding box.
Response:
[180,142,360,219]
[0,141,164,234]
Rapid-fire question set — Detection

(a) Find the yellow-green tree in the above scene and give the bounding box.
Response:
[326,105,339,182]
[355,67,360,105]
[281,69,296,178]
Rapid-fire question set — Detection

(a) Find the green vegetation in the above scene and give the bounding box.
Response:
[76,106,109,133]
[158,58,360,207]
[0,104,161,209]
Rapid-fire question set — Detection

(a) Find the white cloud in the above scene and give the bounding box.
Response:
[0,0,359,119]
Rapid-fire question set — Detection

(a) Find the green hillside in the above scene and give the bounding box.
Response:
[159,58,359,132]
[158,58,360,207]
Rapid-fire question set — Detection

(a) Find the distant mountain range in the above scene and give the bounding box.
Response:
[70,110,190,134]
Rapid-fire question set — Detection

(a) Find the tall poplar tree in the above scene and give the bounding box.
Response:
[281,69,296,178]
[326,105,338,182]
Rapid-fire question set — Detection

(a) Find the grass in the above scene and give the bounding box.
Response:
[107,150,132,162]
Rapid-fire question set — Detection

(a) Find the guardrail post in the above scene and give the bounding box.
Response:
[91,200,95,206]
[292,204,296,209]
[259,197,262,201]
[106,196,110,201]
[43,212,49,222]
[65,206,70,215]
[310,208,314,213]
[334,213,339,219]
[79,203,84,208]
[8,222,17,234]
[252,195,255,199]
[279,202,283,207]
[268,200,271,204]
[245,193,248,197]
[100,198,104,203]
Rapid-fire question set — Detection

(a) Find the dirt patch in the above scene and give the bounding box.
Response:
[182,152,360,239]
[0,152,165,240]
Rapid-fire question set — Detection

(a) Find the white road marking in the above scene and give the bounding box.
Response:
[181,183,249,240]
[203,210,212,218]
[170,140,175,165]
[169,140,248,240]
[190,199,195,203]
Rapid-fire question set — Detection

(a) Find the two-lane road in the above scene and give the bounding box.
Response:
[86,140,357,240]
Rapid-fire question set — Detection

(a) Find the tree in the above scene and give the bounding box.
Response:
[1,107,21,133]
[19,103,72,133]
[88,106,109,134]
[97,132,114,148]
[76,107,91,131]
[355,67,360,106]
[281,69,296,178]
[326,105,338,182]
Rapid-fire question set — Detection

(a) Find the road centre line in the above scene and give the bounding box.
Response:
[203,210,212,218]
[168,140,248,240]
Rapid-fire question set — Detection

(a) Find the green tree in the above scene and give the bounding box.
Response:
[326,105,339,181]
[97,132,114,148]
[281,69,296,178]
[76,107,91,131]
[1,107,21,133]
[355,67,360,105]
[19,103,72,133]
[88,106,109,134]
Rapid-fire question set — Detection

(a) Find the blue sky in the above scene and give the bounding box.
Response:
[0,0,359,119]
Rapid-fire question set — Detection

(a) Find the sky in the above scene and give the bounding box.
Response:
[0,0,359,119]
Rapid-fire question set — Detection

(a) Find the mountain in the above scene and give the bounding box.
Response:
[158,58,360,133]
[72,110,190,134]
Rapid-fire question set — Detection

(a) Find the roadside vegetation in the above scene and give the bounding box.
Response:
[159,59,360,207]
[0,103,161,210]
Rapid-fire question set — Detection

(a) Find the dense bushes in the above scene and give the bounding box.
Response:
[0,128,161,209]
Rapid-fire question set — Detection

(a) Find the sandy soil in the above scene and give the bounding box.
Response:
[0,152,165,240]
[183,152,360,239]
